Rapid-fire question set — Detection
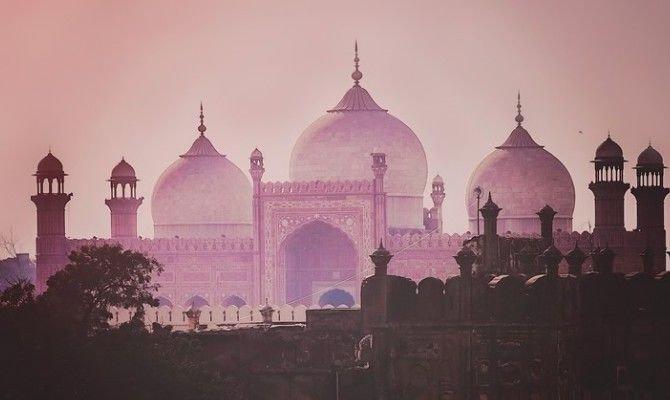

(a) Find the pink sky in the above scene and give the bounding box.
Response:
[1,1,669,255]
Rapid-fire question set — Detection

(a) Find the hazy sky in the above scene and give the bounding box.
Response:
[2,0,669,255]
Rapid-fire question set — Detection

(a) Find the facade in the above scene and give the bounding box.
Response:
[30,46,668,308]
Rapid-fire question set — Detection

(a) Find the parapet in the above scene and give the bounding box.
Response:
[361,268,670,328]
[66,236,255,254]
[260,179,374,195]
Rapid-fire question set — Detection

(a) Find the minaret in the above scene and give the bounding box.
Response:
[480,192,502,274]
[631,144,668,272]
[565,241,587,275]
[31,151,72,293]
[105,158,143,238]
[537,204,557,250]
[249,147,265,304]
[589,133,630,235]
[371,152,388,244]
[430,175,445,233]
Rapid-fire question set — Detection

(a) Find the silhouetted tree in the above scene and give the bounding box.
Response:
[42,244,162,338]
[0,278,34,308]
[0,244,230,400]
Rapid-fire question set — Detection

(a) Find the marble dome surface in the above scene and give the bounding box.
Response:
[289,72,428,230]
[151,116,252,239]
[289,89,428,197]
[466,110,575,234]
[289,47,428,229]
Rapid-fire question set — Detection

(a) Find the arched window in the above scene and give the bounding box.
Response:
[184,295,209,308]
[222,295,246,307]
[156,296,173,307]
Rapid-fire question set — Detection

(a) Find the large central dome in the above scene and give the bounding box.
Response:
[289,46,428,229]
[152,107,252,238]
[466,98,575,234]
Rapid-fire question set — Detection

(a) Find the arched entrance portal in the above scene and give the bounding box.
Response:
[283,221,357,305]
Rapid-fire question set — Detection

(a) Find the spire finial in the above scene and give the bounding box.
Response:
[351,40,363,85]
[515,91,524,126]
[198,102,206,135]
[607,129,611,138]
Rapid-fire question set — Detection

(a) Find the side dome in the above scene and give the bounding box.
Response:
[466,98,575,234]
[289,46,428,230]
[111,158,136,180]
[151,108,252,239]
[595,135,624,161]
[36,151,64,176]
[636,144,664,167]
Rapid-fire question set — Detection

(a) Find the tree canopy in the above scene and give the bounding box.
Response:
[42,244,162,337]
[0,244,227,400]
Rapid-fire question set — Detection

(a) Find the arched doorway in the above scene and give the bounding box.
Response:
[318,288,355,308]
[282,221,357,305]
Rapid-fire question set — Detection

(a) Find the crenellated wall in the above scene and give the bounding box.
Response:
[260,179,375,195]
[361,248,670,398]
[385,232,474,281]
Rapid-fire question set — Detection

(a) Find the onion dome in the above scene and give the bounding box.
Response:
[481,191,501,212]
[289,43,428,229]
[35,151,65,177]
[635,144,664,168]
[565,241,587,275]
[250,148,263,160]
[110,158,137,180]
[453,245,477,268]
[537,204,557,219]
[466,94,575,234]
[370,239,393,274]
[594,134,624,161]
[151,105,252,239]
[565,241,587,264]
[432,174,444,185]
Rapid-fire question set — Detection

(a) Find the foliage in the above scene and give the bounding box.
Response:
[42,244,162,337]
[0,244,229,400]
[0,279,34,308]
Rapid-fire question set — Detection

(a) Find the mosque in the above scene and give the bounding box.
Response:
[30,46,668,307]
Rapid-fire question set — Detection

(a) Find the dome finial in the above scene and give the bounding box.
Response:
[515,91,524,126]
[351,40,363,86]
[198,102,207,136]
